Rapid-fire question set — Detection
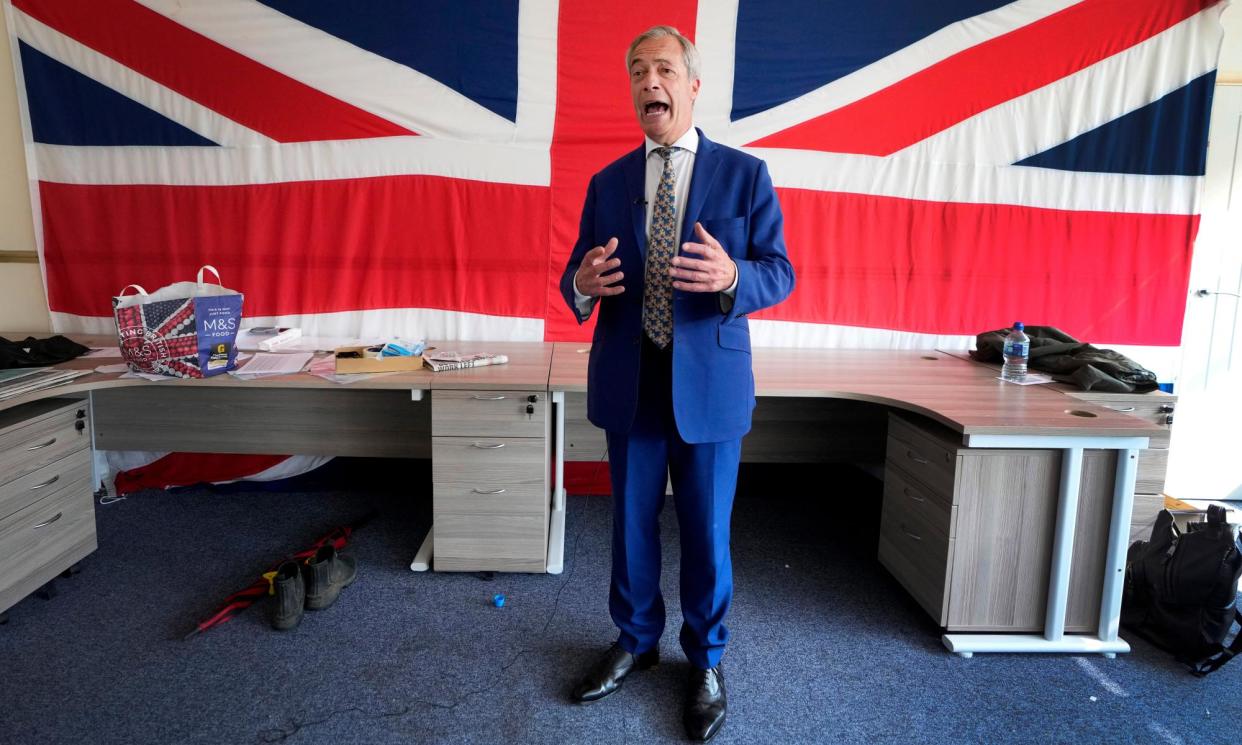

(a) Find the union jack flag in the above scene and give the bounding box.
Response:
[6,0,1227,349]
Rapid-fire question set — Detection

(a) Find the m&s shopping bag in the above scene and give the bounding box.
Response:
[112,265,243,378]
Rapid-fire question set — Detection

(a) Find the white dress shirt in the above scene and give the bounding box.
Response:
[574,127,736,317]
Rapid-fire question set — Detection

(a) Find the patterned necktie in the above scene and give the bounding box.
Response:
[643,146,677,348]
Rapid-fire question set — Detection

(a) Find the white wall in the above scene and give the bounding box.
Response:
[0,5,48,334]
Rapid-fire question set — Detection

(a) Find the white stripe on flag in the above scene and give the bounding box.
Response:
[749,147,1201,215]
[34,136,552,187]
[52,307,547,343]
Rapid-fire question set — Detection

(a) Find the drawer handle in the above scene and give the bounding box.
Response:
[906,449,929,465]
[33,512,63,529]
[472,488,507,495]
[30,475,60,490]
[471,394,506,400]
[471,441,506,449]
[903,487,925,503]
[26,437,57,451]
[1112,406,1136,412]
[901,526,923,542]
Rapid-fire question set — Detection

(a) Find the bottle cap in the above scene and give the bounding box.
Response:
[1012,321,1024,331]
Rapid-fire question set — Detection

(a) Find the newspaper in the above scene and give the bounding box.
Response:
[423,351,509,372]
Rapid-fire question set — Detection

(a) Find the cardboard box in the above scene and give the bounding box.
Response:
[334,346,424,374]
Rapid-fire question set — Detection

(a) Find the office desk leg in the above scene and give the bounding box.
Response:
[546,391,567,575]
[943,437,1143,657]
[410,532,432,572]
[1098,448,1139,645]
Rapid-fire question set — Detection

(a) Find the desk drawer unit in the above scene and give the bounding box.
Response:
[0,398,96,615]
[885,415,957,499]
[881,413,1117,632]
[431,390,546,438]
[0,398,90,488]
[431,390,550,572]
[878,466,955,621]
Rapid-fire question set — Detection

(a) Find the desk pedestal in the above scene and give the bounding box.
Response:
[942,438,1143,656]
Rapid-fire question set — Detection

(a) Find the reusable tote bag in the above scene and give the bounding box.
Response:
[112,265,244,378]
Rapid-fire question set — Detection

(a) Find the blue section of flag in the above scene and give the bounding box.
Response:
[258,0,519,122]
[731,0,1010,121]
[1016,72,1217,176]
[19,42,217,147]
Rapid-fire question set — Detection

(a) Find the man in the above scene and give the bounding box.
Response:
[560,25,795,742]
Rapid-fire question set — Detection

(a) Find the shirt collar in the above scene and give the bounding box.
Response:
[644,127,699,158]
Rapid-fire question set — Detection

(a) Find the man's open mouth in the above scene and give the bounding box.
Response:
[644,102,669,116]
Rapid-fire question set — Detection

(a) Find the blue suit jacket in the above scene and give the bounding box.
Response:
[560,130,795,444]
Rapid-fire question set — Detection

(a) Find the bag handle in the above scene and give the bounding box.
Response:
[1191,608,1242,676]
[117,284,148,297]
[1207,504,1228,526]
[196,265,222,287]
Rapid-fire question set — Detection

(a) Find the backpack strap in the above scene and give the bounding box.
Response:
[1206,504,1227,526]
[1191,608,1242,677]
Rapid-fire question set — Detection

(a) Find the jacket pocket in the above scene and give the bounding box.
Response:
[718,320,751,353]
[697,216,746,255]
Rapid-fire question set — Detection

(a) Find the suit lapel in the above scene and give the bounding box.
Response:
[682,129,721,244]
[622,145,648,258]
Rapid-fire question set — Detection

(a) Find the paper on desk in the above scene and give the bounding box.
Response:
[96,363,130,374]
[998,372,1054,385]
[231,351,313,377]
[84,347,123,358]
[237,333,380,353]
[121,371,176,382]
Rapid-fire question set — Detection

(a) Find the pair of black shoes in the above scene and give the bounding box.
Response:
[271,545,358,630]
[571,644,727,742]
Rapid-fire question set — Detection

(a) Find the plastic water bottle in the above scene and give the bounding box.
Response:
[1001,322,1029,382]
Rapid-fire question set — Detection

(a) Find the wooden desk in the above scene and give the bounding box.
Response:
[4,339,1162,658]
[549,343,1161,658]
[0,339,558,580]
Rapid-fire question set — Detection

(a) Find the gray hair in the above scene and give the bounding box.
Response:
[625,25,701,81]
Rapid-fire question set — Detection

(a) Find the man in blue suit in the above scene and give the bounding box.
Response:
[561,25,795,742]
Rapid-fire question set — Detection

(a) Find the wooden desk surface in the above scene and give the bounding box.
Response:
[0,336,553,413]
[551,343,1162,439]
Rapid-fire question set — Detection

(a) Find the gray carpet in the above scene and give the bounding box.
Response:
[0,461,1238,745]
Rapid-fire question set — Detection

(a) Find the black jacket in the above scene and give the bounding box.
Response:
[971,326,1158,393]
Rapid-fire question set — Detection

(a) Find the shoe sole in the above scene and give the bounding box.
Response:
[571,659,659,703]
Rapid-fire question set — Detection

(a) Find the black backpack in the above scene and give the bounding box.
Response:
[1122,505,1242,675]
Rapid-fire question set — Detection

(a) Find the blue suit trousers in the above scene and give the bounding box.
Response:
[606,339,741,670]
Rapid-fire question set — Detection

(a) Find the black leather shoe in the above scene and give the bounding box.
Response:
[683,665,726,742]
[570,644,659,702]
[270,560,304,630]
[304,545,357,611]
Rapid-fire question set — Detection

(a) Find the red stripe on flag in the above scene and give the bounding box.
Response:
[39,176,550,319]
[13,0,413,142]
[114,453,290,496]
[750,0,1215,155]
[545,1,699,342]
[757,189,1197,345]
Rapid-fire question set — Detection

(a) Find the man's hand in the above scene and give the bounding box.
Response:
[670,222,737,293]
[574,237,625,297]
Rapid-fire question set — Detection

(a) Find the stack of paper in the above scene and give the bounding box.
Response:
[0,368,93,400]
[229,352,314,379]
